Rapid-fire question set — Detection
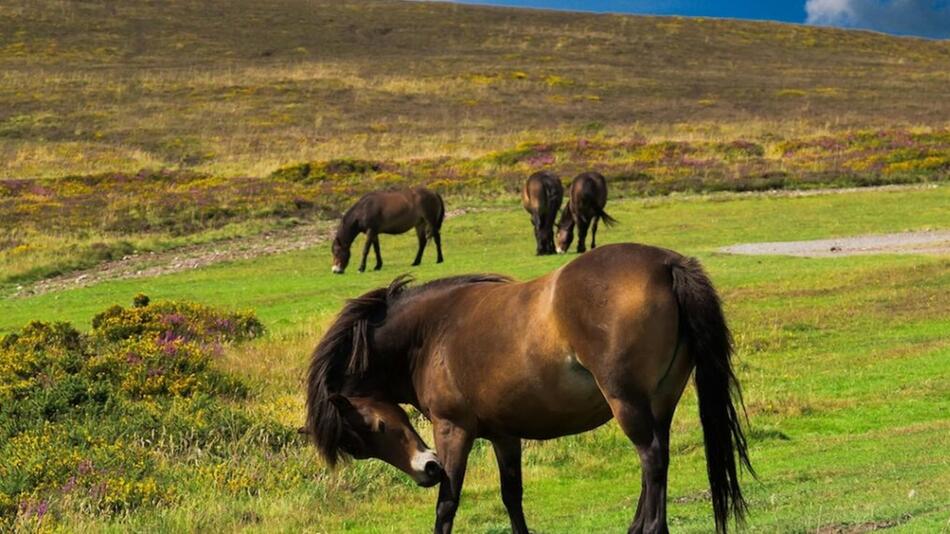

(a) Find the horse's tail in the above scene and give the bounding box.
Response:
[542,179,563,220]
[430,192,446,237]
[595,205,618,227]
[670,256,753,534]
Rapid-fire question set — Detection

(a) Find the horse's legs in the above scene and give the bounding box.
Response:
[491,437,529,534]
[358,229,376,273]
[372,234,383,271]
[412,225,427,266]
[604,400,671,534]
[432,422,474,534]
[576,218,590,253]
[433,229,444,263]
[591,216,600,249]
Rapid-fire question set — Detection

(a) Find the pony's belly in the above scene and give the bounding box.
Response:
[482,353,612,440]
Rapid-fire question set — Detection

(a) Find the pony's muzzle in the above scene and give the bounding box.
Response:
[418,460,443,487]
[331,265,344,274]
[411,450,443,487]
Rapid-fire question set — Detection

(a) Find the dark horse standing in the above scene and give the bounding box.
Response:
[306,243,753,534]
[556,171,617,254]
[521,171,564,255]
[331,187,444,274]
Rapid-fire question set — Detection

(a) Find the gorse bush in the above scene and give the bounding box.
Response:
[90,298,264,344]
[0,297,297,529]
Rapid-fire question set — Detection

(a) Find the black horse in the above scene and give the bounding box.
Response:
[521,171,564,255]
[331,187,445,274]
[556,172,617,254]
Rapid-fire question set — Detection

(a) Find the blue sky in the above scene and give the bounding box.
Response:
[444,0,950,39]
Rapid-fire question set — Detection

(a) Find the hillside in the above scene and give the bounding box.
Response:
[2,0,950,178]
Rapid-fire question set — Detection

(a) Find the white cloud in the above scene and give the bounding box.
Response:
[805,0,950,38]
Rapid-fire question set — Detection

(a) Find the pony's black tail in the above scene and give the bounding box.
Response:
[542,179,563,220]
[429,193,446,238]
[670,256,753,534]
[596,205,618,227]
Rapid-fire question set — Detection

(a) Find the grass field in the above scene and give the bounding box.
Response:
[2,0,949,531]
[3,185,948,532]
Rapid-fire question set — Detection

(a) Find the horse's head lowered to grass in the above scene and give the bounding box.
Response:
[304,276,444,486]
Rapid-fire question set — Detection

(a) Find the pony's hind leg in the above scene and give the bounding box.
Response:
[372,234,383,271]
[608,399,672,534]
[433,228,444,263]
[576,217,591,253]
[412,225,427,266]
[591,216,600,249]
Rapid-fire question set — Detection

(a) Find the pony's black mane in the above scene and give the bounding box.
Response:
[305,273,511,465]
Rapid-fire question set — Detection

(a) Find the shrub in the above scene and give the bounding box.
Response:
[0,297,292,529]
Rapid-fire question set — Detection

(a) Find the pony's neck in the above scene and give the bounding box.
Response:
[368,305,433,407]
[557,202,575,231]
[334,210,361,246]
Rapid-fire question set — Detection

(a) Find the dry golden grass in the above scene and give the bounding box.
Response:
[2,0,950,179]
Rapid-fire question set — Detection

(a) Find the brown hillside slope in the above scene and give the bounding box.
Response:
[1,0,949,177]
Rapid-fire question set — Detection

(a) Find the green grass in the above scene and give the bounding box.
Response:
[2,186,948,532]
[4,130,948,289]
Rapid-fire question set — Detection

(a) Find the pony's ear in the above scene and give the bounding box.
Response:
[328,394,355,413]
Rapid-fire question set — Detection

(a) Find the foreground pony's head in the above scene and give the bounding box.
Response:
[304,274,511,485]
[303,277,442,485]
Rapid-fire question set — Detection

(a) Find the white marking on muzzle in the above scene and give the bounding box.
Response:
[331,265,343,273]
[410,448,441,474]
[555,246,565,254]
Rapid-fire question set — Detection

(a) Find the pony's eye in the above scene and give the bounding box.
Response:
[376,421,387,433]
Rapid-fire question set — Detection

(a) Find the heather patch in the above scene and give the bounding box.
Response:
[2,130,948,289]
[0,297,296,530]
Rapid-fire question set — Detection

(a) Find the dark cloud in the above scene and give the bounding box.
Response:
[806,0,950,39]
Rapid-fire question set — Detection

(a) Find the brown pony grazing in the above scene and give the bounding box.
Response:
[331,187,445,274]
[521,171,564,255]
[306,243,753,534]
[556,171,617,254]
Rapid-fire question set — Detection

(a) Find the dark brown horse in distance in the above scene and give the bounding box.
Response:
[331,187,444,274]
[556,171,617,254]
[521,171,564,255]
[306,243,753,534]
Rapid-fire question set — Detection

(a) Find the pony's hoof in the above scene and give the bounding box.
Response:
[374,265,383,271]
[437,258,444,264]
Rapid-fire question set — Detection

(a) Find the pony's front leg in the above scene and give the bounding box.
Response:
[491,437,529,534]
[358,230,376,272]
[432,421,474,534]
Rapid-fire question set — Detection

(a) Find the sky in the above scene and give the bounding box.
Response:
[445,0,950,39]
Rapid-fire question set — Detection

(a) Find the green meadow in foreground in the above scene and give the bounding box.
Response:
[2,185,948,532]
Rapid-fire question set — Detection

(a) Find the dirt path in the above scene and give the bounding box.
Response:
[10,188,947,297]
[15,222,336,298]
[720,230,950,257]
[13,207,480,298]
